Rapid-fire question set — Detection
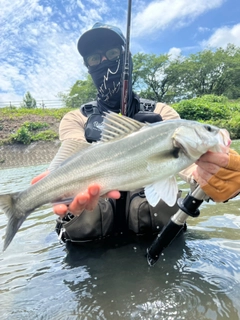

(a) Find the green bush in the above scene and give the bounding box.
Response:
[9,121,58,144]
[32,130,58,141]
[172,94,240,139]
[208,112,240,140]
[200,94,228,103]
[172,95,231,121]
[22,121,49,131]
[11,127,32,144]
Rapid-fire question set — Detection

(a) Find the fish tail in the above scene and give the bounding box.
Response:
[0,192,26,251]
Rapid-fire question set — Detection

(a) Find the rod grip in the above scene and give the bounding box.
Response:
[146,221,184,266]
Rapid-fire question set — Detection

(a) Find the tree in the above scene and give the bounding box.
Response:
[132,45,240,102]
[132,53,187,103]
[132,53,171,101]
[222,44,240,99]
[174,45,240,99]
[22,91,37,109]
[59,45,240,108]
[58,74,97,108]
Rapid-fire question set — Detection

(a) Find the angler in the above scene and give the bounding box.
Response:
[21,22,186,245]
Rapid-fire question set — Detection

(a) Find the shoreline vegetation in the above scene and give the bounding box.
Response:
[0,107,68,169]
[0,94,239,169]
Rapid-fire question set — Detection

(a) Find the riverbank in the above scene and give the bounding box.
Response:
[0,140,61,169]
[0,107,65,169]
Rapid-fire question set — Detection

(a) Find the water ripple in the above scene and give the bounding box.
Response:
[1,163,240,320]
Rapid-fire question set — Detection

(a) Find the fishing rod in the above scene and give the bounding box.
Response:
[120,0,206,263]
[121,0,132,116]
[146,186,207,266]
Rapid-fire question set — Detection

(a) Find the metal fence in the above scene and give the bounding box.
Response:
[0,99,64,109]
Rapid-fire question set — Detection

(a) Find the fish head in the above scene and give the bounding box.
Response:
[172,123,231,160]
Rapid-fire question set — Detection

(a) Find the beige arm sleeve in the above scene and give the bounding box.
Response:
[48,109,90,171]
[178,164,197,184]
[154,102,180,120]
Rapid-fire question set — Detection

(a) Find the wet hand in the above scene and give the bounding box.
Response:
[193,149,240,202]
[31,172,120,217]
[53,185,120,217]
[31,170,49,184]
[53,184,120,216]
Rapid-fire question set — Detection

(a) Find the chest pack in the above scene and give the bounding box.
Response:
[80,99,162,143]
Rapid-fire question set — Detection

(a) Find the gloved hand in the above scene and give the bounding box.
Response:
[31,171,120,216]
[193,149,240,202]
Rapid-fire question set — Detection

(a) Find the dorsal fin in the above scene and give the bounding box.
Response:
[100,112,145,142]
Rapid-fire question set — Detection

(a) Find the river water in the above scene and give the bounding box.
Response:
[0,142,240,320]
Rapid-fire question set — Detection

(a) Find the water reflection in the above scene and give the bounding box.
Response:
[61,233,240,320]
[0,152,240,319]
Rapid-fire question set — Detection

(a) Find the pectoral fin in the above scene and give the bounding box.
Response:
[144,176,178,207]
[52,197,74,206]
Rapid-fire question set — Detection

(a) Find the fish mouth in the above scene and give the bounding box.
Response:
[172,126,210,160]
[219,128,231,147]
[172,139,188,157]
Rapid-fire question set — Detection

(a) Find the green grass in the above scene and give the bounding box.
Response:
[0,106,70,120]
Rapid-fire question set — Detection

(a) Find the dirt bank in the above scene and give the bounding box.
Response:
[0,109,62,169]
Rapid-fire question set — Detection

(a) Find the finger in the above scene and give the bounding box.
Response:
[86,184,101,210]
[104,190,121,199]
[195,160,220,175]
[53,204,68,217]
[31,171,49,185]
[197,152,229,168]
[68,192,90,215]
[192,167,212,186]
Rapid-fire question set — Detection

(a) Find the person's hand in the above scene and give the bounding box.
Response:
[31,171,120,217]
[53,184,120,217]
[31,170,50,184]
[193,149,240,202]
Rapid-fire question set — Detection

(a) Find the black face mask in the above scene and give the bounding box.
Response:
[88,53,140,117]
[88,56,123,113]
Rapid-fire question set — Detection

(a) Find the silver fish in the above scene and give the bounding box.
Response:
[0,112,230,251]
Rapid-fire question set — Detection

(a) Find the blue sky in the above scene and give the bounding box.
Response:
[0,0,240,107]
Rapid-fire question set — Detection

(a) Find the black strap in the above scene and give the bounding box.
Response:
[80,101,98,117]
[114,191,128,234]
[80,98,160,143]
[133,111,162,123]
[84,107,104,143]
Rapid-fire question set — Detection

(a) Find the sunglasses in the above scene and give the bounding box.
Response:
[85,47,121,67]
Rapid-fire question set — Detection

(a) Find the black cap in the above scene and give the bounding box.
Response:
[77,22,126,57]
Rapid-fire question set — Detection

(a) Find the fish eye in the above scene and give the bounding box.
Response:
[204,125,212,132]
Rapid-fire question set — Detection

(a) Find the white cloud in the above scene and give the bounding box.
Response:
[0,0,91,104]
[201,23,240,48]
[132,0,225,37]
[198,27,211,33]
[168,47,182,60]
[0,0,234,105]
